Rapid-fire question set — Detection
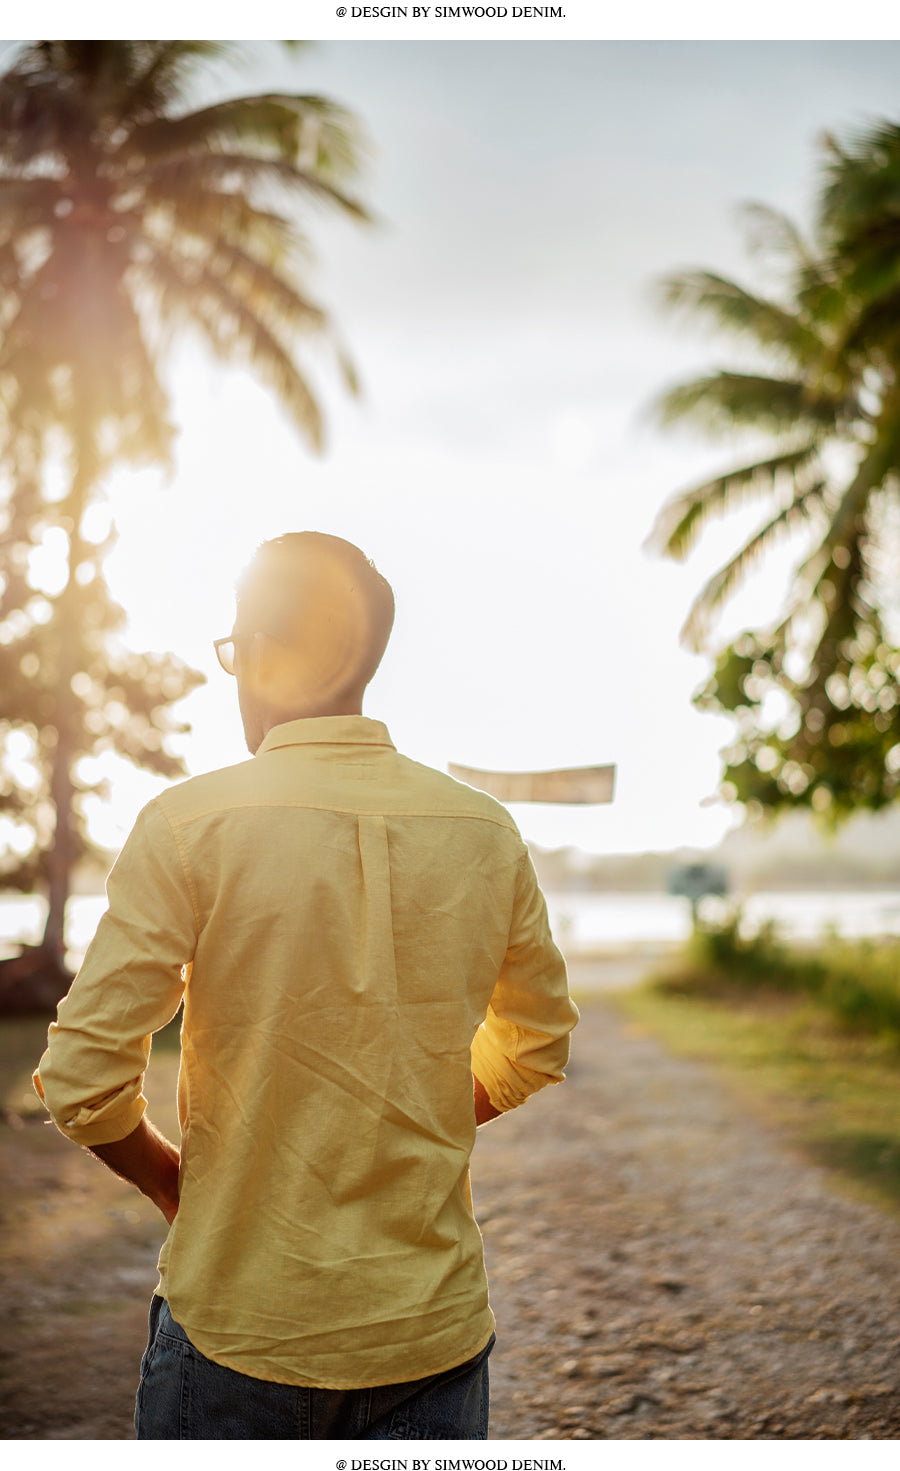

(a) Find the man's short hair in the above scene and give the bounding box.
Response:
[238,532,395,697]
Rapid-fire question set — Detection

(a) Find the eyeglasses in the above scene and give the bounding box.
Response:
[213,634,258,676]
[214,630,289,675]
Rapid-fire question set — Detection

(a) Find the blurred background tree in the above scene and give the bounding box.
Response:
[0,40,368,973]
[648,116,900,826]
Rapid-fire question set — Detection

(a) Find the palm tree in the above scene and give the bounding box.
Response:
[647,180,900,820]
[820,119,900,362]
[0,40,369,960]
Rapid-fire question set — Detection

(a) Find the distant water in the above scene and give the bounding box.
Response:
[0,894,109,966]
[2,889,900,969]
[545,889,900,950]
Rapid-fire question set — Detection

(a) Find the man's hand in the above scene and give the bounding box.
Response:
[473,1074,502,1126]
[89,1116,180,1224]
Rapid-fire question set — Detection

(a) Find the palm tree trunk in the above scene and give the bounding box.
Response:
[40,452,94,962]
[44,733,74,960]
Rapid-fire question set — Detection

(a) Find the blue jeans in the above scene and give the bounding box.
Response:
[135,1297,493,1439]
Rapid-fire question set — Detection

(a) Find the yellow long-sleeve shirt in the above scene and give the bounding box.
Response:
[34,715,578,1388]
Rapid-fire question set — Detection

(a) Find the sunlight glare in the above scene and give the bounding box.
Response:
[26,526,69,598]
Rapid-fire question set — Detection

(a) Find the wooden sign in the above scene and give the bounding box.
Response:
[448,762,616,805]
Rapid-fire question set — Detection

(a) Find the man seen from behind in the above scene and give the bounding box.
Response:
[34,531,579,1440]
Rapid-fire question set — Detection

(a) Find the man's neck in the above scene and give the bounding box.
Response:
[259,700,364,740]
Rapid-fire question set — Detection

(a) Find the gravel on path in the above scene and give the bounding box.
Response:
[472,970,900,1441]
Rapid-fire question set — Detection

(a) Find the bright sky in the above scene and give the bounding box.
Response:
[38,36,900,857]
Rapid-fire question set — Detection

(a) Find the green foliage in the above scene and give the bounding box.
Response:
[656,912,900,1046]
[816,941,900,1038]
[0,494,204,890]
[685,911,793,982]
[821,121,900,344]
[695,623,900,820]
[648,117,900,820]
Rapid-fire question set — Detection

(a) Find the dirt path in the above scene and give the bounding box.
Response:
[3,972,899,1440]
[473,964,900,1439]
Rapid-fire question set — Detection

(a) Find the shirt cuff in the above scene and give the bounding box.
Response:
[32,1070,148,1147]
[470,1029,563,1114]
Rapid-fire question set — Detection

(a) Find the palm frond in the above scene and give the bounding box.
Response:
[143,183,307,265]
[141,247,326,450]
[680,481,827,649]
[795,422,900,587]
[647,443,821,561]
[792,536,867,692]
[114,41,233,123]
[207,244,327,335]
[739,202,826,279]
[334,340,361,397]
[140,150,371,223]
[653,370,842,439]
[654,270,825,359]
[838,282,900,356]
[277,94,370,178]
[0,70,85,170]
[820,119,900,234]
[125,93,366,181]
[135,219,328,339]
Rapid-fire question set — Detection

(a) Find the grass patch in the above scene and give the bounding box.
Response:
[0,1016,54,1116]
[614,964,900,1220]
[665,915,900,1045]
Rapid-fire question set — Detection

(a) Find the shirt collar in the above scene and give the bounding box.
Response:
[257,715,395,757]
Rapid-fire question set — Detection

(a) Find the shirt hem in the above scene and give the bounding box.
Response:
[159,1288,497,1390]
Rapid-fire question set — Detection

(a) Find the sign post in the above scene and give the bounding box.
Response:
[448,762,616,805]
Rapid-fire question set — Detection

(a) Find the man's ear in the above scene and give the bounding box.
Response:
[234,632,269,696]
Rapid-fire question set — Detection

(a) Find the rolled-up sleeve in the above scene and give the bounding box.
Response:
[33,799,196,1147]
[470,847,578,1113]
